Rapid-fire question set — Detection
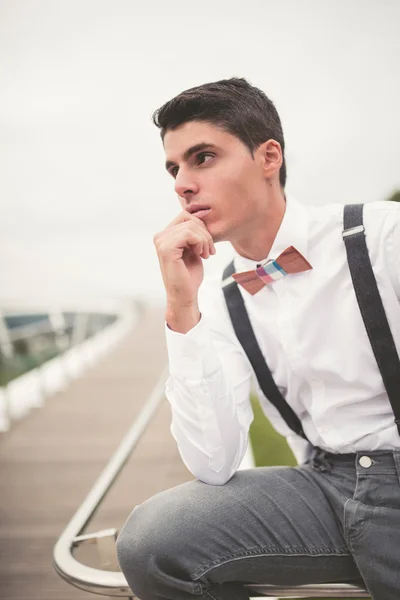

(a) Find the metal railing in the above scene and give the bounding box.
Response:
[53,368,370,598]
[53,369,168,597]
[0,302,135,430]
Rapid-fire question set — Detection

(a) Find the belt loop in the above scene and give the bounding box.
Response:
[311,447,332,473]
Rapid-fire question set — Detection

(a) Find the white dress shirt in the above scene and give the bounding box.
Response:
[165,195,400,485]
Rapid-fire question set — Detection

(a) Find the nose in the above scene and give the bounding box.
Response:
[174,168,199,198]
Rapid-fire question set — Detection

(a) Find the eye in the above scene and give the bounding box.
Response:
[197,152,214,165]
[171,166,179,178]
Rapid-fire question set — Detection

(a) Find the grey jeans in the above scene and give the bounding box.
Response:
[117,448,400,600]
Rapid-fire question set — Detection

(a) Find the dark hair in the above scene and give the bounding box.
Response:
[152,77,286,187]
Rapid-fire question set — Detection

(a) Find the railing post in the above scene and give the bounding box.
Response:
[0,309,13,358]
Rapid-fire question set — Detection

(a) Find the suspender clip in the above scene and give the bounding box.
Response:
[222,276,234,288]
[342,225,365,238]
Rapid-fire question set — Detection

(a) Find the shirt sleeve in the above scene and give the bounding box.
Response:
[164,278,254,485]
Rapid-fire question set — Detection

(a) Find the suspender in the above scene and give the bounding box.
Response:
[222,260,307,441]
[343,204,400,436]
[222,204,400,440]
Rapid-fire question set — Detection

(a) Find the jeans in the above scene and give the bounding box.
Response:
[116,447,400,600]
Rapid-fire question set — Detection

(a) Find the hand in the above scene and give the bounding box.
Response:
[153,211,216,330]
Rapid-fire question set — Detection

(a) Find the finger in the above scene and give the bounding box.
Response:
[166,228,204,257]
[166,220,214,256]
[180,219,216,254]
[157,216,215,259]
[171,228,208,257]
[169,227,212,260]
[167,210,210,232]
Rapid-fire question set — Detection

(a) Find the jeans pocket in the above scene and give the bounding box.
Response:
[344,498,370,544]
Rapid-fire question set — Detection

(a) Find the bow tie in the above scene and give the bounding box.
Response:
[230,246,312,295]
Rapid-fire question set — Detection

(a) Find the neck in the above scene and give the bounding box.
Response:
[231,187,286,262]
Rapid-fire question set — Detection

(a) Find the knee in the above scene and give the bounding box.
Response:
[116,505,150,598]
[116,487,199,599]
[116,507,146,600]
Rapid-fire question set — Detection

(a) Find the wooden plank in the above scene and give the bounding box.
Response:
[0,307,192,599]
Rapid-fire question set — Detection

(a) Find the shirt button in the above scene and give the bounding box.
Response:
[359,455,372,468]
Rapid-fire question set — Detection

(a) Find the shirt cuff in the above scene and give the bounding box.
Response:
[165,315,220,380]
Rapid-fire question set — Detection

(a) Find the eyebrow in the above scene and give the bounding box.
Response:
[165,142,218,172]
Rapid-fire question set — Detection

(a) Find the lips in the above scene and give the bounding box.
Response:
[187,204,211,218]
[192,208,211,220]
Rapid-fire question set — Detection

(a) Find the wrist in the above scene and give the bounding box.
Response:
[165,302,201,334]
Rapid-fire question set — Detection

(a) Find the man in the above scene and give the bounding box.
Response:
[117,78,400,600]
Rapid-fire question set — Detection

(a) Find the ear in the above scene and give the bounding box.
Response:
[257,139,283,179]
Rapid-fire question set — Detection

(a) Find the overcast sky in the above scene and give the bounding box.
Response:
[1,0,399,305]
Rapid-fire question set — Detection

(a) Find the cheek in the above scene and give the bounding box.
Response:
[217,169,250,201]
[222,175,255,215]
[206,161,260,215]
[227,161,260,191]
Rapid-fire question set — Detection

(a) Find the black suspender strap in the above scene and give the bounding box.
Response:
[222,262,308,441]
[343,204,400,436]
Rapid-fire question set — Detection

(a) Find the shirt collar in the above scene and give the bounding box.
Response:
[233,194,310,272]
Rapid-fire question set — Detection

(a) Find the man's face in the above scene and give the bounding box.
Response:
[163,121,269,242]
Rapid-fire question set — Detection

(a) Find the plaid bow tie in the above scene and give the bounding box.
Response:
[230,246,312,295]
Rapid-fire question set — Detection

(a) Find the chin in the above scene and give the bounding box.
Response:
[206,219,230,243]
[205,222,218,239]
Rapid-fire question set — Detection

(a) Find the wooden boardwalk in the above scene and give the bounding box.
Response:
[0,307,193,600]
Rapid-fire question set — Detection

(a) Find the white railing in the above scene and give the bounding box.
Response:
[0,299,137,431]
